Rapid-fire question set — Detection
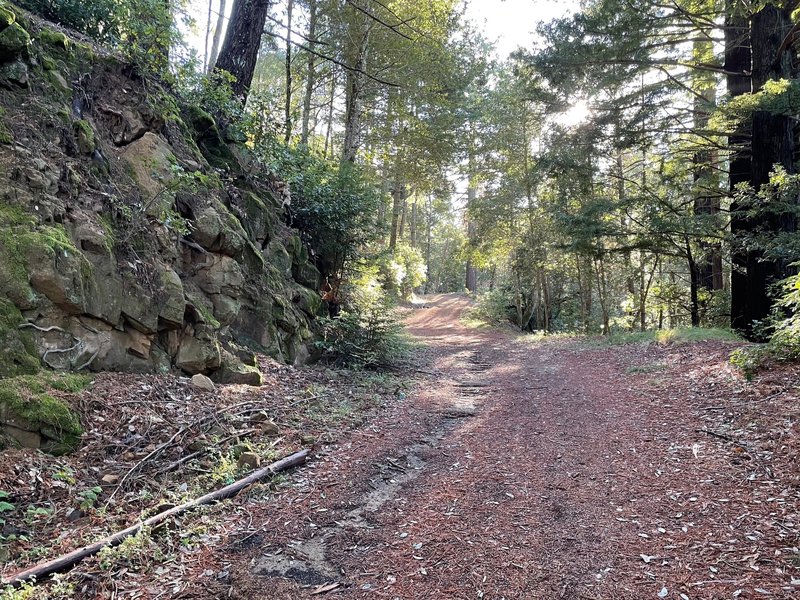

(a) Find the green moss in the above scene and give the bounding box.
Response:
[0,22,29,61]
[38,28,69,51]
[0,373,85,454]
[73,119,95,154]
[0,297,39,378]
[184,104,215,132]
[0,206,92,307]
[40,54,55,70]
[0,5,16,30]
[98,216,116,254]
[0,205,37,303]
[47,373,92,393]
[197,302,221,329]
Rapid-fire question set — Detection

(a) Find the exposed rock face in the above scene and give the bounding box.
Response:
[0,6,323,380]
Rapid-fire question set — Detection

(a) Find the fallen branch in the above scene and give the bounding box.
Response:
[2,448,310,587]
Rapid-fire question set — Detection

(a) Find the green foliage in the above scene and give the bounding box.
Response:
[380,243,427,299]
[77,486,103,511]
[598,327,741,347]
[0,581,39,600]
[316,271,409,368]
[729,345,769,381]
[19,0,180,75]
[261,144,383,276]
[734,268,800,379]
[469,288,515,327]
[97,528,161,571]
[772,269,800,352]
[0,491,14,515]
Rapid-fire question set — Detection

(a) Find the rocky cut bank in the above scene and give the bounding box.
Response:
[0,3,326,390]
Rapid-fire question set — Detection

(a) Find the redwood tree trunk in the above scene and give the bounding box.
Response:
[732,4,795,339]
[214,0,271,100]
[727,3,753,334]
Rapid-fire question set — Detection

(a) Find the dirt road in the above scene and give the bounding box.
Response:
[224,294,800,599]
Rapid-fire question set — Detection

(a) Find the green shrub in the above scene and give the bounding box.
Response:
[380,243,427,300]
[18,0,179,75]
[256,144,384,278]
[468,288,516,327]
[316,273,409,368]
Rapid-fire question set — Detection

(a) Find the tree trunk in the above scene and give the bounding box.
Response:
[284,0,294,142]
[594,254,610,335]
[424,195,433,293]
[324,71,336,159]
[465,179,477,293]
[398,199,407,241]
[215,0,271,100]
[341,14,370,163]
[300,0,318,146]
[208,0,228,72]
[727,2,752,332]
[410,199,418,248]
[389,183,405,250]
[692,68,720,294]
[465,261,478,294]
[687,238,701,327]
[732,4,795,339]
[204,0,213,71]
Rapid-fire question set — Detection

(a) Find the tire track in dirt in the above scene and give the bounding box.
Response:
[223,293,797,600]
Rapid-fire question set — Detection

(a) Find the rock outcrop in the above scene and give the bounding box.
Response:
[0,3,325,383]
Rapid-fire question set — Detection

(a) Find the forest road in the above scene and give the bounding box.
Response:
[230,293,793,600]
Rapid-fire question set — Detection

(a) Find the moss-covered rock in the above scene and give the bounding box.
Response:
[212,350,262,386]
[0,297,39,378]
[293,262,321,290]
[0,5,16,31]
[73,119,95,154]
[292,285,323,318]
[0,22,29,62]
[0,58,27,85]
[0,205,93,313]
[0,373,87,455]
[38,28,69,51]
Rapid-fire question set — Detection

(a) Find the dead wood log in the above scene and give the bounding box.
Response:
[2,448,310,587]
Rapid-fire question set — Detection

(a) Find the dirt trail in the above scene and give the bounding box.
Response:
[222,294,800,600]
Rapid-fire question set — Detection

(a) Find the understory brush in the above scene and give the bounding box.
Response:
[316,270,411,369]
[730,270,800,380]
[595,327,741,347]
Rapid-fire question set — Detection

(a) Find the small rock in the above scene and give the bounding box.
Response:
[300,434,316,446]
[248,411,270,423]
[66,508,86,522]
[190,373,215,392]
[258,420,281,436]
[186,438,208,452]
[101,474,119,485]
[237,452,261,469]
